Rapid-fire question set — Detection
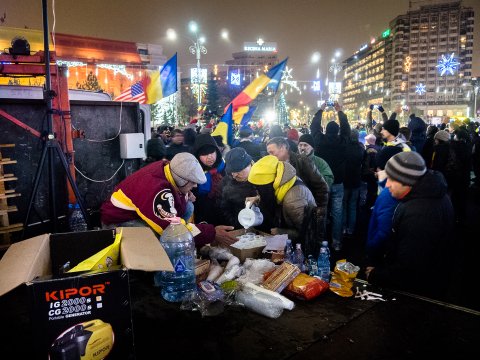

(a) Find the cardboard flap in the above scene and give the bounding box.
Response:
[0,234,51,296]
[119,227,174,272]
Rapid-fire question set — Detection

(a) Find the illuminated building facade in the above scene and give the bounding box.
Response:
[341,1,475,121]
[342,32,390,120]
[387,1,474,119]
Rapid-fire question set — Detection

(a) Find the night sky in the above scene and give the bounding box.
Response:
[2,0,480,104]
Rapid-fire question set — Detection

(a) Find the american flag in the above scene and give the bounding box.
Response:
[114,82,146,103]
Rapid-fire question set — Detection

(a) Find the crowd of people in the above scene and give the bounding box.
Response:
[100,101,480,300]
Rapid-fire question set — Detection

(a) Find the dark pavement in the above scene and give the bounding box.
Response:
[1,185,479,359]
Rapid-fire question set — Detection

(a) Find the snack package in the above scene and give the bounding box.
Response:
[261,262,301,293]
[329,259,360,297]
[282,273,329,300]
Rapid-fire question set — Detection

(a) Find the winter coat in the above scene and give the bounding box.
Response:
[408,116,427,154]
[431,141,450,176]
[368,170,454,298]
[192,134,226,225]
[310,110,351,184]
[275,164,316,242]
[365,187,398,267]
[288,151,329,210]
[305,151,334,189]
[344,140,365,189]
[100,160,215,247]
[362,144,380,181]
[218,175,258,228]
[422,135,436,167]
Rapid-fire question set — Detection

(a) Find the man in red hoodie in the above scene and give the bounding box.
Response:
[101,152,236,247]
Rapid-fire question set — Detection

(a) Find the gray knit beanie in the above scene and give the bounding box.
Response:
[434,130,450,143]
[385,152,426,186]
[170,152,206,186]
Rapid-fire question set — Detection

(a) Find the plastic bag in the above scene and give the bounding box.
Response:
[329,259,360,297]
[180,281,226,317]
[282,273,329,300]
[68,229,122,272]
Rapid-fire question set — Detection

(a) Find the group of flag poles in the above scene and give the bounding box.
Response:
[114,54,288,146]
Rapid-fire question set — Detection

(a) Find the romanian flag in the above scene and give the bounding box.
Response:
[211,104,234,146]
[142,53,178,104]
[226,57,288,124]
[240,106,256,127]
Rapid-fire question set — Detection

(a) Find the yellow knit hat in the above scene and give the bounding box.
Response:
[248,155,283,186]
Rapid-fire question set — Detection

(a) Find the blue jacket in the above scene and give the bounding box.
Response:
[365,186,398,266]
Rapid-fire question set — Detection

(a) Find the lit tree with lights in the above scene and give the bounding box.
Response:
[77,71,103,92]
[276,93,289,125]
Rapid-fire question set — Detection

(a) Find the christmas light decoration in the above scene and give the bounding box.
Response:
[56,60,87,67]
[96,64,134,80]
[404,56,412,73]
[437,53,460,76]
[415,83,426,95]
[281,66,300,92]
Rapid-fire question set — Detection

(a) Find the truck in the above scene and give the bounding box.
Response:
[1,84,152,240]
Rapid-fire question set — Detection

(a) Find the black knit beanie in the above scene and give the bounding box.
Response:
[298,134,315,148]
[382,119,400,137]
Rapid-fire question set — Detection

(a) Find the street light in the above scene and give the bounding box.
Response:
[167,22,207,112]
[311,51,322,107]
[329,50,342,101]
[188,21,207,111]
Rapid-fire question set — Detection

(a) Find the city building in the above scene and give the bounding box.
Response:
[342,30,391,121]
[341,0,476,122]
[225,39,279,90]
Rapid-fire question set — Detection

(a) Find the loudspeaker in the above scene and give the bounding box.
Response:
[9,37,30,56]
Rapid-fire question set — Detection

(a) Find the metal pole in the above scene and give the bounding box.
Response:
[196,40,201,109]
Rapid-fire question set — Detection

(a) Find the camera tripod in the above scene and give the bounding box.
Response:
[22,0,88,235]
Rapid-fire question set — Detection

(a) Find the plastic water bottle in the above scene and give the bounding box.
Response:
[68,203,87,232]
[284,239,294,263]
[317,241,331,282]
[293,243,305,272]
[307,255,318,276]
[154,217,196,302]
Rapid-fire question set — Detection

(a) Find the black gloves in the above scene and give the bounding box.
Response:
[378,105,384,113]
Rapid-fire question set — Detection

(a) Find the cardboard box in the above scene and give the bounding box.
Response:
[0,227,173,359]
[227,228,268,263]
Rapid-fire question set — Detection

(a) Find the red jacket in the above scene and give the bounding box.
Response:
[100,161,215,246]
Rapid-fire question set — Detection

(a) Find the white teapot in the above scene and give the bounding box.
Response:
[238,201,264,229]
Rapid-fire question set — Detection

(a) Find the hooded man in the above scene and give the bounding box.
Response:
[100,152,236,247]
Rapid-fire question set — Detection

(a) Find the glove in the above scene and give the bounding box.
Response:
[369,104,374,111]
[378,105,385,113]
